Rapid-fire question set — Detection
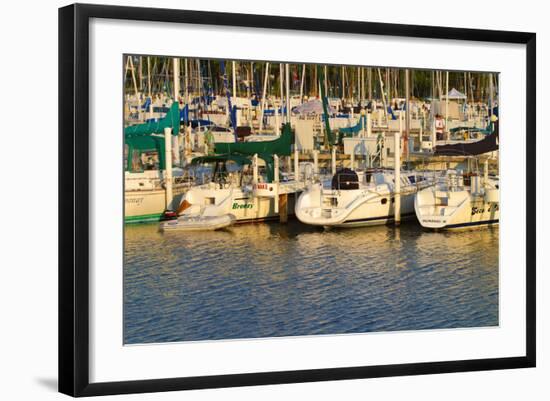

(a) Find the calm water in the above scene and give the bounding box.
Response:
[124,221,499,344]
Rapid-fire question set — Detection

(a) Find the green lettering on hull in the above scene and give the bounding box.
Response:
[232,202,253,210]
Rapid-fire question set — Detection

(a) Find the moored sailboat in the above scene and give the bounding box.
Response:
[160,123,306,231]
[414,167,499,229]
[295,168,435,228]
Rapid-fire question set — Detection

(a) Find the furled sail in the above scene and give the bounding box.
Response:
[214,123,292,156]
[124,102,180,137]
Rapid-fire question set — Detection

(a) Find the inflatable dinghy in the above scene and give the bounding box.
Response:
[160,214,235,232]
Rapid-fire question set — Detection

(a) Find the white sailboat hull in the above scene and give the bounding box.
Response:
[295,171,434,228]
[124,170,190,223]
[125,188,187,223]
[414,186,499,229]
[172,182,301,227]
[295,186,418,228]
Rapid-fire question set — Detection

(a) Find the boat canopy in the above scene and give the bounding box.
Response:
[191,153,277,183]
[257,153,275,183]
[124,102,180,172]
[125,134,167,172]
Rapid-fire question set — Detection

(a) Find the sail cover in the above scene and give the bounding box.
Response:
[214,123,292,156]
[124,102,180,137]
[434,122,499,156]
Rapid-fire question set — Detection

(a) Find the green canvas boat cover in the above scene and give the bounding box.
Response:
[214,123,292,156]
[124,102,180,171]
[257,153,276,183]
[125,134,166,171]
[124,102,180,137]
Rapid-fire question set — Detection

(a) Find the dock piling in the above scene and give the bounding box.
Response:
[394,119,402,226]
[279,193,288,223]
[331,147,336,175]
[164,127,173,210]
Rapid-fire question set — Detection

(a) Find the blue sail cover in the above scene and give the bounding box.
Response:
[339,115,366,135]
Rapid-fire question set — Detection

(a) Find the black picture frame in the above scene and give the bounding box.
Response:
[59,3,536,397]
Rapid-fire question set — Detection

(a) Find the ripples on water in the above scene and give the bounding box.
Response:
[124,221,499,344]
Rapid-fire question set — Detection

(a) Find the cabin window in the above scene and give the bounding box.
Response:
[205,197,215,205]
[391,197,395,203]
[381,198,388,205]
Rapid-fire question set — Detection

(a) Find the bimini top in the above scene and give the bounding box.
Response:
[190,154,252,166]
[191,153,278,183]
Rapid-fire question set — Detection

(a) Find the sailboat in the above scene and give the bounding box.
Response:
[414,168,499,229]
[415,110,500,229]
[125,102,195,223]
[295,65,436,229]
[295,168,435,228]
[161,123,306,231]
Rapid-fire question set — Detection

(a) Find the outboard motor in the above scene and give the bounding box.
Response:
[331,168,359,190]
[161,209,178,221]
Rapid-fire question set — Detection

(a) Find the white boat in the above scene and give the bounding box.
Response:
[161,213,235,231]
[160,152,306,231]
[414,169,499,229]
[295,168,436,228]
[125,168,194,223]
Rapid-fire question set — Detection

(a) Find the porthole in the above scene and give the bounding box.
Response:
[381,198,387,205]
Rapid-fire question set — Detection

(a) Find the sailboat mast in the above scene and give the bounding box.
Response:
[285,63,290,124]
[489,72,494,117]
[232,61,237,101]
[184,59,189,105]
[445,71,449,134]
[377,68,387,120]
[147,57,151,98]
[405,68,410,160]
[279,63,284,114]
[173,57,180,102]
[341,66,345,102]
[259,62,270,132]
[324,65,328,98]
[128,56,138,98]
[300,64,305,103]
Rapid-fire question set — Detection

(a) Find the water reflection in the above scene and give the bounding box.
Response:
[124,221,498,344]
